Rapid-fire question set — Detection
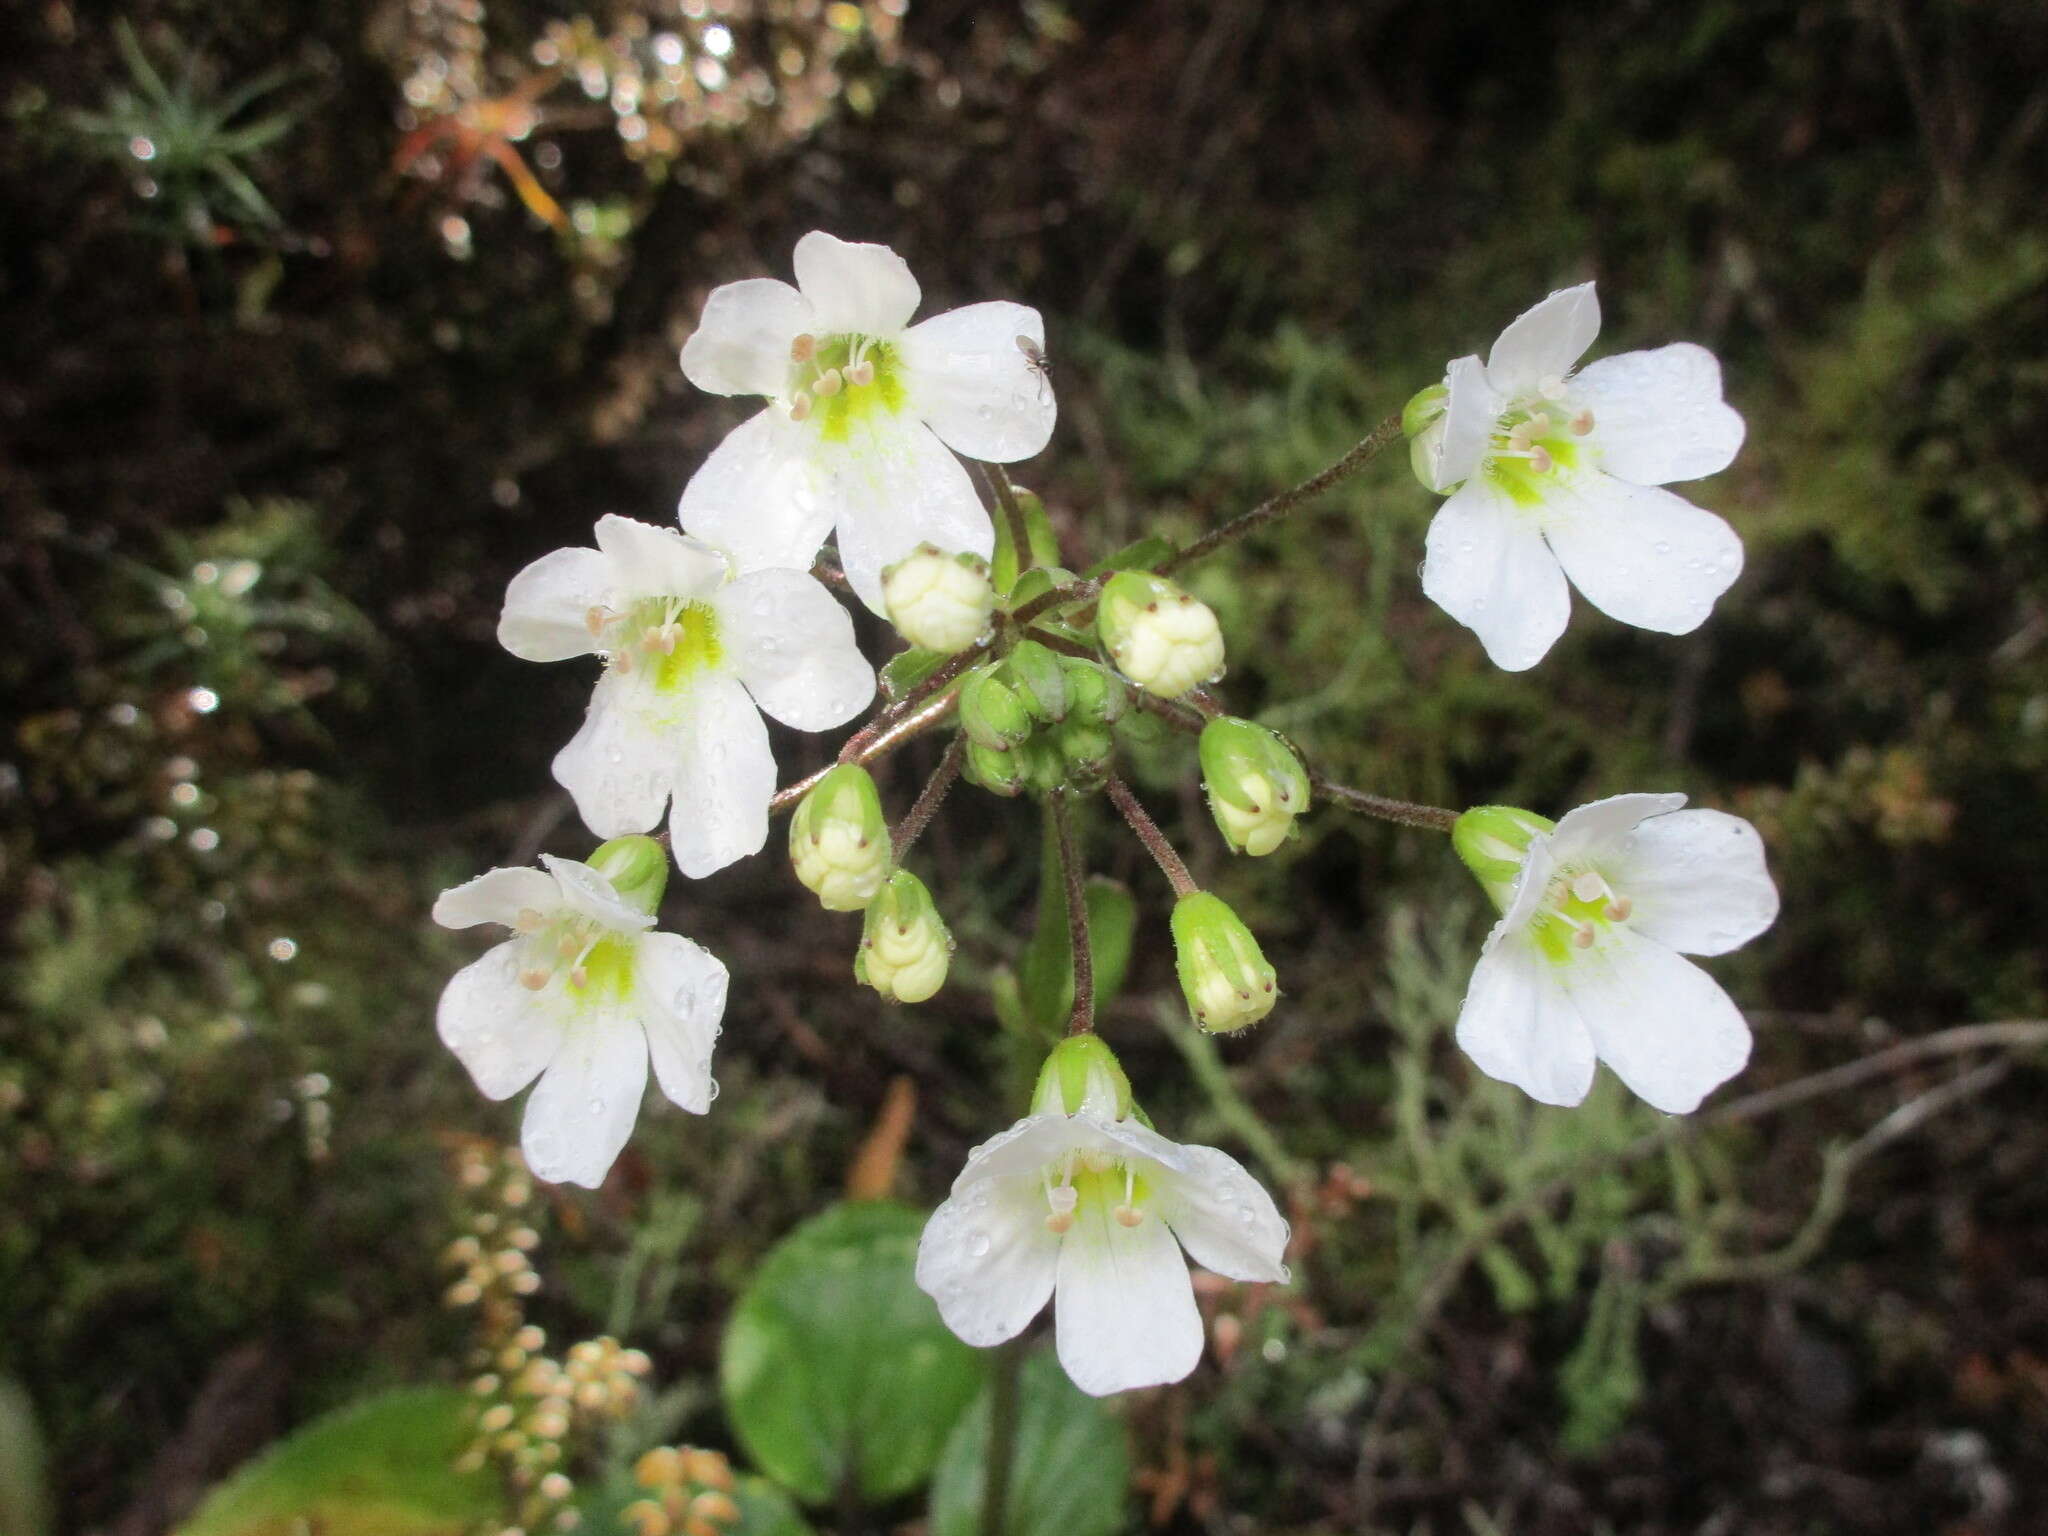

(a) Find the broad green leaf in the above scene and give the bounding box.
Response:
[177,1388,498,1536]
[731,1476,817,1536]
[991,488,1061,594]
[928,1349,1131,1536]
[1084,536,1177,579]
[721,1203,985,1505]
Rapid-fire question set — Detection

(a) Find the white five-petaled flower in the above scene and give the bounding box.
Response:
[1418,283,1748,671]
[1455,793,1780,1114]
[434,854,728,1189]
[499,514,875,878]
[677,230,1056,614]
[915,1102,1290,1397]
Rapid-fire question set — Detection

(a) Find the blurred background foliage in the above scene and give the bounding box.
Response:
[3,0,2047,1532]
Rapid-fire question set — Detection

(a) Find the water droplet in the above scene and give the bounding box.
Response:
[588,1096,606,1115]
[706,1079,720,1102]
[968,1230,992,1258]
[1654,541,1671,555]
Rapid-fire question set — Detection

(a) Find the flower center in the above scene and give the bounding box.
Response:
[583,596,722,691]
[784,332,907,442]
[1040,1150,1154,1234]
[1484,375,1597,505]
[1530,863,1634,962]
[512,909,636,999]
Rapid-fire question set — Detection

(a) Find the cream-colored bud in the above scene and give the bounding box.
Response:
[882,544,995,653]
[856,870,953,1004]
[1097,572,1225,699]
[789,764,890,911]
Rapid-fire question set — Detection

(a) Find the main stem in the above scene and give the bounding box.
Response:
[1156,410,1404,577]
[1048,789,1094,1035]
[1105,775,1199,898]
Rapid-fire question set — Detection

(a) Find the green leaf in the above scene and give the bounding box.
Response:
[731,1476,818,1536]
[176,1388,498,1536]
[1018,815,1138,1031]
[0,1378,49,1536]
[881,646,951,702]
[1083,536,1177,579]
[721,1203,986,1505]
[928,1349,1131,1536]
[991,488,1061,595]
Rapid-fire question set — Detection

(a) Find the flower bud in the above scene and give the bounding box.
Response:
[881,544,994,653]
[962,738,1027,797]
[788,764,890,911]
[1096,572,1225,699]
[1199,718,1309,857]
[1002,639,1070,723]
[959,667,1033,750]
[1055,717,1116,789]
[1169,891,1278,1033]
[588,835,669,916]
[1029,1035,1134,1120]
[1016,735,1069,796]
[856,870,953,1004]
[1451,804,1556,913]
[1403,381,1449,491]
[1060,656,1126,726]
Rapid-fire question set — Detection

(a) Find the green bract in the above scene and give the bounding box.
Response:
[1169,891,1279,1033]
[789,764,891,912]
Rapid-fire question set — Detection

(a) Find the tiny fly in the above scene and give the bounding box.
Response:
[1016,334,1051,399]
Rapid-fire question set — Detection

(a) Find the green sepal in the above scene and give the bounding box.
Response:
[1452,804,1555,913]
[1003,639,1070,723]
[1401,382,1448,439]
[588,834,669,916]
[959,667,1033,750]
[1029,1034,1134,1120]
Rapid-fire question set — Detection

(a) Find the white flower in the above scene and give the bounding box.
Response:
[499,514,875,878]
[677,231,1056,614]
[433,855,727,1188]
[1418,283,1747,671]
[1455,793,1780,1114]
[915,1108,1290,1397]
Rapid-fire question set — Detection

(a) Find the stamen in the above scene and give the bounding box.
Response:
[1507,426,1532,453]
[1113,1205,1144,1228]
[1606,896,1632,921]
[515,908,546,933]
[813,368,843,398]
[1570,871,1607,904]
[1571,408,1595,435]
[1527,444,1554,475]
[1044,1180,1077,1233]
[612,648,634,675]
[788,390,813,423]
[1523,411,1551,438]
[569,964,588,988]
[519,968,550,990]
[1538,373,1569,400]
[584,606,609,637]
[1572,924,1596,950]
[845,358,875,387]
[789,333,815,364]
[1045,1210,1074,1234]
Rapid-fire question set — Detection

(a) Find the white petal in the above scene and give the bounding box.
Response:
[540,853,656,932]
[1608,809,1779,957]
[678,408,836,576]
[712,568,874,731]
[551,671,675,840]
[915,1178,1061,1348]
[1486,282,1601,396]
[1563,928,1752,1114]
[821,416,994,614]
[433,866,562,930]
[520,1012,649,1188]
[899,302,1056,463]
[952,1115,1088,1191]
[665,670,776,879]
[1546,792,1690,868]
[1454,937,1598,1107]
[1075,1115,1193,1178]
[1053,1197,1203,1397]
[498,547,611,663]
[1574,343,1744,486]
[1421,477,1572,672]
[792,231,921,336]
[634,931,728,1112]
[1497,832,1560,937]
[680,278,810,398]
[1156,1144,1290,1284]
[593,515,730,600]
[1542,472,1744,636]
[1433,354,1499,491]
[436,941,568,1099]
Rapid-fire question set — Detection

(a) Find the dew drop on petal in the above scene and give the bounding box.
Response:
[968,1230,992,1258]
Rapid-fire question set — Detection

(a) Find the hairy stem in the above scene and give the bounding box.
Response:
[770,690,963,815]
[1048,789,1095,1035]
[837,644,985,765]
[980,459,1035,573]
[1009,577,1099,629]
[893,735,966,862]
[1308,772,1459,833]
[1105,775,1199,898]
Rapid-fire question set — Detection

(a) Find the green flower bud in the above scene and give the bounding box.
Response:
[788,764,890,911]
[1056,718,1116,789]
[1016,735,1069,795]
[1096,571,1225,699]
[1198,717,1310,857]
[855,869,953,1004]
[1029,1035,1134,1120]
[1403,381,1449,491]
[959,667,1033,751]
[1059,656,1126,726]
[1451,804,1556,912]
[1002,639,1070,724]
[880,544,995,654]
[962,738,1027,797]
[588,835,669,916]
[1169,891,1278,1033]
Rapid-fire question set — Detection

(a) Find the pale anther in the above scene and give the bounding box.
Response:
[788,390,813,423]
[1572,924,1596,949]
[1528,444,1554,474]
[1044,1210,1074,1234]
[1569,871,1607,904]
[789,333,815,363]
[519,968,551,990]
[846,359,875,387]
[1571,408,1595,435]
[814,368,843,397]
[1113,1204,1144,1228]
[584,606,609,637]
[515,907,546,932]
[1606,895,1633,921]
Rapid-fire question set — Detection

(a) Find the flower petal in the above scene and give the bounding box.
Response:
[820,416,994,615]
[437,940,568,1099]
[1563,928,1752,1114]
[540,853,656,932]
[1486,282,1600,396]
[915,1177,1061,1348]
[433,866,562,930]
[678,408,836,576]
[1542,472,1744,636]
[1455,936,1598,1107]
[1546,792,1690,868]
[680,278,811,398]
[952,1115,1088,1191]
[1053,1196,1204,1397]
[1575,343,1744,486]
[1421,476,1572,672]
[634,931,728,1112]
[552,670,675,841]
[665,670,776,879]
[499,547,612,663]
[899,301,1056,463]
[792,231,921,336]
[593,515,730,600]
[1432,354,1499,491]
[520,1012,649,1188]
[712,568,874,731]
[1156,1144,1290,1284]
[1608,809,1779,957]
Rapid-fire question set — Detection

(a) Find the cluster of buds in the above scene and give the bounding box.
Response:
[957,641,1126,796]
[881,544,996,654]
[623,1446,743,1536]
[856,869,954,1004]
[1199,718,1310,856]
[1095,571,1225,699]
[1169,892,1279,1033]
[443,1142,543,1332]
[457,1331,653,1524]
